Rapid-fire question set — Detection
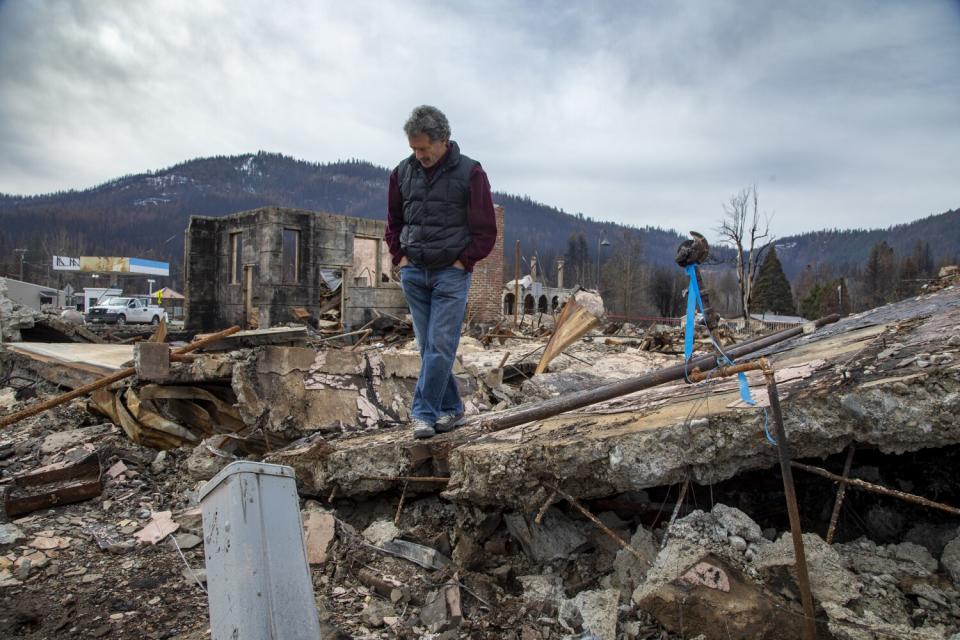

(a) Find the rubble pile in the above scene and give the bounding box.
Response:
[0,278,103,345]
[0,279,42,343]
[1,283,959,638]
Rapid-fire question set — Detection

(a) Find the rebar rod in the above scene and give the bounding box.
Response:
[660,474,691,549]
[792,460,960,517]
[825,444,856,544]
[546,483,649,563]
[764,368,817,640]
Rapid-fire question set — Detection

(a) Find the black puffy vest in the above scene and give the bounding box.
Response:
[396,141,477,269]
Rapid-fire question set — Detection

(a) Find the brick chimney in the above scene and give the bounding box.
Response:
[465,204,505,324]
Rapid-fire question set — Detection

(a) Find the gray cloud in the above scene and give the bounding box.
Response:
[1,0,958,240]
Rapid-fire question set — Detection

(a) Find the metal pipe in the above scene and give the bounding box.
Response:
[0,325,241,429]
[764,368,817,640]
[825,444,856,544]
[475,315,839,432]
[686,359,767,382]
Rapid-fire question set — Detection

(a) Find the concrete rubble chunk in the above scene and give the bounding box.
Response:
[360,599,394,627]
[821,600,949,640]
[0,523,25,549]
[941,535,960,588]
[39,424,114,455]
[172,533,203,550]
[752,532,862,606]
[504,507,589,562]
[633,537,801,639]
[835,538,937,578]
[302,511,336,565]
[518,574,565,608]
[185,440,233,481]
[711,504,764,544]
[904,522,959,557]
[362,519,400,547]
[888,541,938,573]
[907,582,951,608]
[561,588,619,640]
[610,525,658,600]
[0,387,17,410]
[419,582,462,633]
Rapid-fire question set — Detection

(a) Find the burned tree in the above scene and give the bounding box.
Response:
[717,184,773,323]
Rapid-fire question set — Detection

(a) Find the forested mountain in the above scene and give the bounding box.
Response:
[774,209,960,281]
[0,152,684,287]
[0,152,956,309]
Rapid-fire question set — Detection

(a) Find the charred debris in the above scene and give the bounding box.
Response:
[1,266,960,639]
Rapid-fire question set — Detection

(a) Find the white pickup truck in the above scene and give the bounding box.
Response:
[85,297,167,326]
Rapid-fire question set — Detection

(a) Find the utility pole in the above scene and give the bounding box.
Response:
[595,231,610,292]
[513,240,521,328]
[14,249,27,282]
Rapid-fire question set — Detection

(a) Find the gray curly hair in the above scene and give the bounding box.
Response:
[403,105,451,142]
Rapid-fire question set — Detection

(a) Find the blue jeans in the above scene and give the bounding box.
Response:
[399,264,471,424]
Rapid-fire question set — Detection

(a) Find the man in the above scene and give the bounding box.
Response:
[385,105,497,439]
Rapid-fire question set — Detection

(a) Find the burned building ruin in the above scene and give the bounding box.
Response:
[184,205,506,332]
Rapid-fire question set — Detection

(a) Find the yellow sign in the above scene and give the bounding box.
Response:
[79,257,131,273]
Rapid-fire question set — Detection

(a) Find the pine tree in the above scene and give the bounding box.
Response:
[911,240,934,278]
[751,246,795,315]
[817,278,852,317]
[863,240,897,307]
[564,233,590,287]
[799,283,823,320]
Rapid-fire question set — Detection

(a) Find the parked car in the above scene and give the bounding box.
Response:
[86,297,168,326]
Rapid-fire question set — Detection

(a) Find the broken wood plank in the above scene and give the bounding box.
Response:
[4,451,102,517]
[0,326,241,430]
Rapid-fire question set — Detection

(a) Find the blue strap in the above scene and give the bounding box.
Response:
[683,265,700,361]
[762,408,777,445]
[683,263,763,426]
[738,372,756,406]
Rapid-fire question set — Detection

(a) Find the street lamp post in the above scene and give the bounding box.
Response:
[147,279,156,295]
[596,231,610,290]
[14,249,27,282]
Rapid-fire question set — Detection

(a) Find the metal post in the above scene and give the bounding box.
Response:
[764,369,817,640]
[15,249,27,282]
[596,231,609,292]
[513,240,521,328]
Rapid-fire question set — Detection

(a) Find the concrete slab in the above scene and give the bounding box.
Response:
[269,286,960,509]
[5,342,134,374]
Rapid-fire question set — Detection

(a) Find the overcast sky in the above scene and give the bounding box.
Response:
[1,0,958,238]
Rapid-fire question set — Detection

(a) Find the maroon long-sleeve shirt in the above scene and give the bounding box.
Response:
[385,149,497,272]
